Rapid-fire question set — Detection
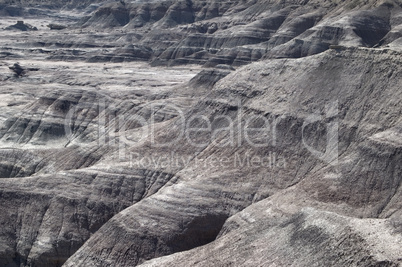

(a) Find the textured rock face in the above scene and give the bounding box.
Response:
[2,48,400,267]
[55,0,402,66]
[140,207,402,267]
[0,0,105,10]
[5,21,38,31]
[0,1,402,267]
[0,60,199,266]
[3,0,402,66]
[60,47,402,267]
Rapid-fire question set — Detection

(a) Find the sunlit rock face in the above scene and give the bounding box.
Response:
[0,0,401,267]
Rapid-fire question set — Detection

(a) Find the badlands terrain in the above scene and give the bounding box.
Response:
[0,0,402,266]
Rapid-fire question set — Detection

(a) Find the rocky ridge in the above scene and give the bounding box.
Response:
[0,47,401,266]
[2,0,402,67]
[61,47,402,267]
[48,0,402,65]
[0,0,401,267]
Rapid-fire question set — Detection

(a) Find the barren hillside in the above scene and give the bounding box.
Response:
[0,0,401,267]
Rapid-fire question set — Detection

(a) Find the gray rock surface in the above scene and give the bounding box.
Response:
[61,47,402,267]
[5,21,37,31]
[74,0,402,65]
[0,60,199,266]
[2,0,402,66]
[0,0,106,10]
[140,206,402,267]
[0,1,401,267]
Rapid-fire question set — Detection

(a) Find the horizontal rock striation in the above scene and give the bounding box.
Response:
[65,0,402,66]
[63,48,402,266]
[2,0,402,67]
[0,1,402,267]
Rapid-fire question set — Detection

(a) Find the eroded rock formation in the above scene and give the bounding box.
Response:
[0,0,401,267]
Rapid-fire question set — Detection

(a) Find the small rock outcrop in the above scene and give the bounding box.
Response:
[8,63,39,77]
[5,21,37,31]
[188,67,233,88]
[47,23,67,30]
[8,63,25,77]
